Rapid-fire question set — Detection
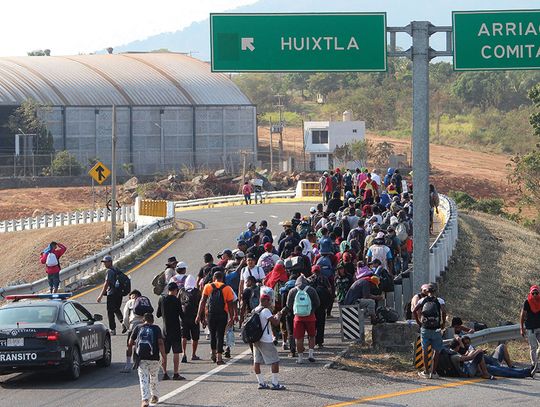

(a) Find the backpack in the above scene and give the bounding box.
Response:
[395,222,408,244]
[171,274,187,290]
[293,288,312,317]
[297,221,312,239]
[135,325,156,360]
[207,283,227,316]
[376,268,394,292]
[259,254,275,274]
[316,256,334,279]
[375,306,399,323]
[436,349,461,377]
[151,271,166,296]
[284,256,304,274]
[421,296,441,329]
[46,252,59,267]
[114,269,131,296]
[180,288,200,318]
[133,296,154,316]
[241,308,270,344]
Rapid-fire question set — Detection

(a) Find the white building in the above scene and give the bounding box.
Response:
[304,112,365,171]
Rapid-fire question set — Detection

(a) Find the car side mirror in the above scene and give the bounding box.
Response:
[93,314,103,322]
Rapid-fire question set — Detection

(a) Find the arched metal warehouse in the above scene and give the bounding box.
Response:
[0,53,256,175]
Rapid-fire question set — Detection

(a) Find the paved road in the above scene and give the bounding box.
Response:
[1,202,539,406]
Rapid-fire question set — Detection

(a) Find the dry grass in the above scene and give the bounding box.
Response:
[438,211,540,326]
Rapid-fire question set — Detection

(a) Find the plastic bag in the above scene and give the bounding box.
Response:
[226,327,236,348]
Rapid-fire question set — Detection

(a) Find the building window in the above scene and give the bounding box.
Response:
[312,130,328,144]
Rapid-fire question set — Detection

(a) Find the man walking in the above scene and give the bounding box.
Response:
[157,282,185,380]
[285,275,320,364]
[96,255,124,335]
[129,313,166,407]
[413,283,447,379]
[196,271,235,365]
[520,285,540,372]
[252,291,286,390]
[180,275,202,362]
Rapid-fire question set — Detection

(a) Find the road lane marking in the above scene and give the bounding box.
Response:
[325,378,485,406]
[71,221,195,300]
[158,349,252,404]
[269,215,278,218]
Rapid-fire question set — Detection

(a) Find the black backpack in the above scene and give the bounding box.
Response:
[133,296,154,316]
[207,284,227,316]
[114,268,131,296]
[421,296,441,329]
[241,308,270,344]
[375,306,399,323]
[436,349,460,377]
[376,268,395,293]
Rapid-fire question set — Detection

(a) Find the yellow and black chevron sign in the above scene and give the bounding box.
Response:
[414,336,433,370]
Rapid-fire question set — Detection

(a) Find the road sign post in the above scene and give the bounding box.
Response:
[111,106,117,246]
[453,10,540,71]
[211,13,387,72]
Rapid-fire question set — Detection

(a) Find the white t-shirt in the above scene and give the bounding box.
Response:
[169,273,187,288]
[255,306,273,343]
[240,266,265,282]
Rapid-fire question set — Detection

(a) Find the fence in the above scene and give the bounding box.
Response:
[0,206,136,233]
[0,217,174,298]
[140,200,167,217]
[174,190,296,209]
[389,194,458,319]
[295,181,321,198]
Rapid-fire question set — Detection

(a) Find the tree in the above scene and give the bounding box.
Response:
[8,99,54,155]
[27,49,50,56]
[333,143,353,166]
[370,142,395,167]
[49,151,83,176]
[350,140,371,165]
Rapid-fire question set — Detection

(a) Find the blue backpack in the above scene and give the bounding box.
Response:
[316,256,334,279]
[136,325,156,360]
[293,288,312,317]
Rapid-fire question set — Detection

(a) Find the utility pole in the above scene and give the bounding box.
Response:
[111,105,117,246]
[274,94,284,170]
[269,117,273,171]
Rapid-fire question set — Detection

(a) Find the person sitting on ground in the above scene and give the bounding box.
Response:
[451,317,475,336]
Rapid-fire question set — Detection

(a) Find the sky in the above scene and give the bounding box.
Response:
[0,0,256,56]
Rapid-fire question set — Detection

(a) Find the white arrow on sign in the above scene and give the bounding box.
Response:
[241,37,255,51]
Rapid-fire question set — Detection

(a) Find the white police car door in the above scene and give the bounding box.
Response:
[73,303,102,360]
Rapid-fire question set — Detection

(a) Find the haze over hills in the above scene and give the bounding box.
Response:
[111,0,539,60]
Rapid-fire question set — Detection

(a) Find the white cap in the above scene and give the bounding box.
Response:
[247,221,256,228]
[310,207,316,213]
[176,261,187,269]
[376,232,385,239]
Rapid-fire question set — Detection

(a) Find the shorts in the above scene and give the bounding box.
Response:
[164,336,182,354]
[293,319,316,340]
[420,327,443,352]
[47,273,60,289]
[182,320,200,341]
[253,341,280,365]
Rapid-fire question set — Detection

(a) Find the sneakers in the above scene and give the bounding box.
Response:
[308,357,316,363]
[121,326,128,334]
[288,352,297,358]
[211,354,217,363]
[296,358,304,364]
[162,373,170,381]
[282,343,289,351]
[181,355,187,363]
[110,329,116,336]
[431,372,439,379]
[316,344,324,349]
[173,373,186,381]
[216,360,226,366]
[271,383,286,391]
[191,355,201,361]
[141,400,149,407]
[418,371,430,379]
[224,349,231,358]
[150,395,159,404]
[258,382,270,390]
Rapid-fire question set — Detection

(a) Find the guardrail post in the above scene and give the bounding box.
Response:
[429,249,435,282]
[393,278,403,319]
[402,273,412,310]
[75,212,80,225]
[36,215,42,229]
[2,221,7,233]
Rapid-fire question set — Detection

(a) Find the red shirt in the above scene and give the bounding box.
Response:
[242,184,252,194]
[40,244,67,275]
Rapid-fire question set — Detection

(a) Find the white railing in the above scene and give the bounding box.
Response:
[390,194,458,319]
[0,206,136,233]
[174,190,296,208]
[0,217,174,298]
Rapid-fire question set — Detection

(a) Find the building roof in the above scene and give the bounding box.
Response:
[0,53,252,107]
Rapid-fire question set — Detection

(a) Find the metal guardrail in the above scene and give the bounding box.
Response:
[0,217,174,298]
[0,206,136,233]
[443,325,521,347]
[174,190,296,208]
[391,194,458,320]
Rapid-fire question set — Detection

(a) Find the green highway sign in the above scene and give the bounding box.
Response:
[453,10,540,71]
[210,13,387,72]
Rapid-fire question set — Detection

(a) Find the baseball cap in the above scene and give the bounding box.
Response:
[376,232,385,239]
[232,249,245,258]
[247,221,256,228]
[101,255,113,262]
[264,242,273,251]
[311,265,321,273]
[310,207,316,213]
[168,282,178,291]
[176,261,187,270]
[260,293,271,300]
[348,197,356,203]
[237,240,248,247]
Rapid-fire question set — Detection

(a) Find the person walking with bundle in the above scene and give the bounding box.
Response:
[40,241,67,294]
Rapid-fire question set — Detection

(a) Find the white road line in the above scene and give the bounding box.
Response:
[157,349,251,404]
[269,215,278,218]
[244,211,255,214]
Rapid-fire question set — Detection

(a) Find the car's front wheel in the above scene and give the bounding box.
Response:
[96,336,111,368]
[66,347,81,380]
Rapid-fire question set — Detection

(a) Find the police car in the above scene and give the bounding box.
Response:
[0,293,111,380]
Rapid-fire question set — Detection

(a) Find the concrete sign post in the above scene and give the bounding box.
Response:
[210,13,387,72]
[453,10,540,70]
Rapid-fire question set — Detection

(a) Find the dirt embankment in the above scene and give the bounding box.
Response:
[1,223,110,289]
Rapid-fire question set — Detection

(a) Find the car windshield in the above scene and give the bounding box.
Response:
[0,306,57,325]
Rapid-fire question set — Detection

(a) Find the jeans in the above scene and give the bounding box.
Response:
[487,364,531,378]
[47,273,60,291]
[286,313,296,353]
[527,329,540,365]
[244,194,251,205]
[106,294,123,331]
[208,313,228,354]
[254,191,263,204]
[315,306,326,346]
[137,359,160,401]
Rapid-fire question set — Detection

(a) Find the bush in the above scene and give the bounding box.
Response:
[448,190,476,209]
[473,198,505,215]
[49,151,83,176]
